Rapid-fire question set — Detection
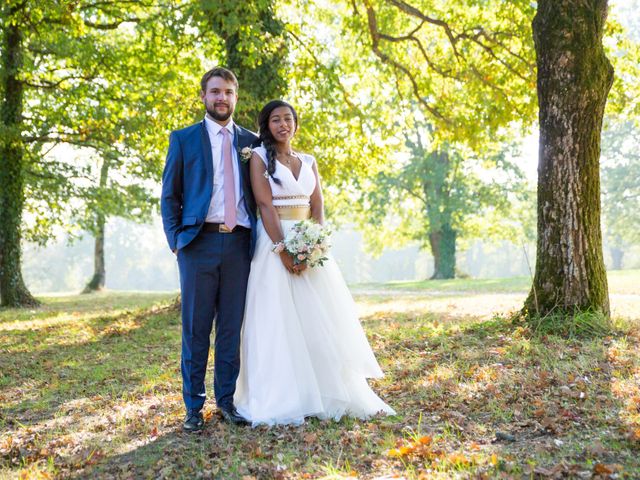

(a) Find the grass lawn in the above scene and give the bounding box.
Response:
[1,271,639,479]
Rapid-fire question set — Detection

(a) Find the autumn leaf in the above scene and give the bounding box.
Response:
[398,445,415,455]
[446,452,471,466]
[202,410,214,422]
[593,463,622,475]
[387,448,402,457]
[303,433,318,445]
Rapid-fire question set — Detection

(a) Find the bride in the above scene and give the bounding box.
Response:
[234,100,395,426]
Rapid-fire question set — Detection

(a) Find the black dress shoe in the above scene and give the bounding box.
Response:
[219,405,250,426]
[183,409,204,432]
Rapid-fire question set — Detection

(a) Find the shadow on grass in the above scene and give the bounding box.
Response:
[73,409,406,479]
[0,301,180,427]
[66,314,640,478]
[72,424,284,479]
[362,312,640,476]
[0,291,175,324]
[3,294,640,478]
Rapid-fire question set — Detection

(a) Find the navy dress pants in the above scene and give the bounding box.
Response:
[177,229,251,412]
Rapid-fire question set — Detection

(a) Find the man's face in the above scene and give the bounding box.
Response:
[201,76,238,123]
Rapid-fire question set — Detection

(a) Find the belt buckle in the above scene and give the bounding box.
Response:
[219,224,232,233]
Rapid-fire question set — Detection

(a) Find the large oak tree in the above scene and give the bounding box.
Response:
[0,1,199,305]
[523,0,614,319]
[339,0,536,277]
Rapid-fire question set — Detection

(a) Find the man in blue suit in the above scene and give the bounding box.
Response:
[161,67,258,431]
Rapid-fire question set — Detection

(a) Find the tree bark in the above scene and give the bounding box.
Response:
[82,158,109,293]
[524,0,613,318]
[0,6,39,308]
[428,224,456,279]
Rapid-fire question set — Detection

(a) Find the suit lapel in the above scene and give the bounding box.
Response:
[234,125,249,187]
[200,121,213,180]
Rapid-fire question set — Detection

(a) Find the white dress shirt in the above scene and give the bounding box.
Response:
[203,116,250,227]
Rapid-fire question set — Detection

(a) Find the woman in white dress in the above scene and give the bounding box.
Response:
[234,100,395,426]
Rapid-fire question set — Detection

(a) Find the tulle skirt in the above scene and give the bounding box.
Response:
[234,219,395,426]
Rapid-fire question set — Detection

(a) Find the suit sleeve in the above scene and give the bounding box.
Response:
[160,131,183,251]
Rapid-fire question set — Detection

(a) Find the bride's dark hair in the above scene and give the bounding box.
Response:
[258,100,298,186]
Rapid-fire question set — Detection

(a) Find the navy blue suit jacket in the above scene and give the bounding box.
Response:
[161,121,259,256]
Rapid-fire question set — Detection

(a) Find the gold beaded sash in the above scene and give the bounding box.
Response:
[273,195,309,201]
[276,205,311,220]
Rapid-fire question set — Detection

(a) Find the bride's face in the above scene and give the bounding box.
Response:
[269,106,297,144]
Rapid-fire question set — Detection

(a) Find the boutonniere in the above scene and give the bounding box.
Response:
[240,147,252,163]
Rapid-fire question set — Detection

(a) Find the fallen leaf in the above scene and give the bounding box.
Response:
[303,433,318,444]
[559,385,572,397]
[593,463,613,475]
[586,441,607,457]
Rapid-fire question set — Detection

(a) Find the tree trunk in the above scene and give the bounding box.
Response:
[82,158,110,293]
[0,7,39,308]
[428,224,456,279]
[609,246,623,270]
[207,0,288,129]
[422,149,457,280]
[523,0,613,318]
[82,216,106,293]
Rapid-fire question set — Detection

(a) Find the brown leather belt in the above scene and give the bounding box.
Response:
[201,223,250,233]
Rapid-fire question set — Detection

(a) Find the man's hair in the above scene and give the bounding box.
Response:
[200,67,239,92]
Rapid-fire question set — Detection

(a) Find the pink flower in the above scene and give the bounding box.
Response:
[297,254,306,261]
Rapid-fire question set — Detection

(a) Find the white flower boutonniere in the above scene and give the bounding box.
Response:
[240,147,252,163]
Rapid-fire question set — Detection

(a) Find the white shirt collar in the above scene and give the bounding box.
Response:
[204,115,235,137]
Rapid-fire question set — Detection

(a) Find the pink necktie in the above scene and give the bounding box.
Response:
[220,128,237,230]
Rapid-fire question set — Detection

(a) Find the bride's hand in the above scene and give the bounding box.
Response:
[279,251,296,274]
[279,252,306,275]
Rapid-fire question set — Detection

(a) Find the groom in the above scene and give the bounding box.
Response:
[161,67,258,431]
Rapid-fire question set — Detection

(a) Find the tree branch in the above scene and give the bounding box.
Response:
[286,29,359,111]
[378,31,459,79]
[457,28,532,81]
[385,0,461,57]
[364,3,451,123]
[83,17,141,29]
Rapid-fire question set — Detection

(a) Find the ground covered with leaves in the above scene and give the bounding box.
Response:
[1,271,639,479]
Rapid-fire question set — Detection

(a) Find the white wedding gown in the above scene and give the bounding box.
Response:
[234,146,395,426]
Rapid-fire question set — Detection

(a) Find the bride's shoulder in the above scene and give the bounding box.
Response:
[296,151,316,166]
[252,144,268,164]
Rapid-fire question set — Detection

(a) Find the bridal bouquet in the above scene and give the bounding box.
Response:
[283,220,332,268]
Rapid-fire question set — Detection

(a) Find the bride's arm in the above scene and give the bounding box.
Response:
[310,161,324,224]
[249,152,297,274]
